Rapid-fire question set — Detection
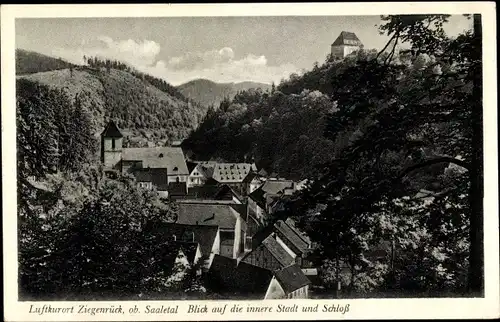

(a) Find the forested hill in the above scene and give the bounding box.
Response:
[177,78,272,108]
[18,59,209,147]
[16,49,76,75]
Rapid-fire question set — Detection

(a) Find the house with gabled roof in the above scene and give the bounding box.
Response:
[100,120,189,198]
[331,31,364,60]
[264,264,311,299]
[176,200,248,259]
[207,255,311,299]
[247,179,297,224]
[147,222,221,270]
[240,234,295,271]
[206,254,274,299]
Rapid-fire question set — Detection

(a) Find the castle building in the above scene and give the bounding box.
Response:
[100,120,189,197]
[331,31,364,60]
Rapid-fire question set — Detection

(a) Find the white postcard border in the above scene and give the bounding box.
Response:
[2,2,499,321]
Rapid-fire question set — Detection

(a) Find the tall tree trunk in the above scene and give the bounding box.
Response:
[467,13,484,296]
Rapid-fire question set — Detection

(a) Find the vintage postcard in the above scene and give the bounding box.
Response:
[2,2,499,321]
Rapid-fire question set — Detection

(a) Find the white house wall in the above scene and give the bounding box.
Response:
[264,277,286,299]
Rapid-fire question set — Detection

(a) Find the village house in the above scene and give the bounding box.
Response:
[247,178,298,225]
[100,120,189,197]
[164,241,202,285]
[149,222,221,271]
[244,218,317,281]
[330,31,364,60]
[207,255,311,299]
[264,264,311,299]
[175,200,247,260]
[187,161,258,196]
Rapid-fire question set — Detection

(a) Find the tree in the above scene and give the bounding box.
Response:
[290,14,481,296]
[19,169,180,300]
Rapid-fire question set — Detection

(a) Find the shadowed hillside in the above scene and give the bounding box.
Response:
[19,66,208,147]
[177,78,272,108]
[16,49,76,75]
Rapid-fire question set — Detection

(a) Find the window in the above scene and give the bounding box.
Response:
[159,153,164,158]
[173,167,178,172]
[112,138,115,149]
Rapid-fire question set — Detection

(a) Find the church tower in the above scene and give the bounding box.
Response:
[100,120,123,170]
[331,31,363,60]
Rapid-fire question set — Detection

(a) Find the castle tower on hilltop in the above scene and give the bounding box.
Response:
[331,31,364,60]
[100,120,123,170]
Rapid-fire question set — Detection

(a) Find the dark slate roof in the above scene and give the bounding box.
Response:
[211,163,257,183]
[214,184,244,202]
[168,182,187,197]
[274,220,310,254]
[187,161,198,174]
[101,120,123,138]
[176,202,244,230]
[207,255,273,296]
[250,223,275,248]
[331,31,363,47]
[262,235,295,267]
[261,180,295,195]
[249,179,296,209]
[149,222,219,257]
[176,241,198,264]
[285,218,312,246]
[274,264,311,294]
[133,169,153,182]
[122,147,189,175]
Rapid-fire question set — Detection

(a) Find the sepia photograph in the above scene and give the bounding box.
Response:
[2,2,499,321]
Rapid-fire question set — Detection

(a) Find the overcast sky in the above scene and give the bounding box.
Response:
[16,15,472,86]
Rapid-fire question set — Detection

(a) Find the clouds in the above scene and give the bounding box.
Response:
[51,36,298,85]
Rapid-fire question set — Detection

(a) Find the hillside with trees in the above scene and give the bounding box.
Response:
[177,78,272,109]
[185,15,482,297]
[16,49,76,75]
[18,56,209,147]
[17,77,205,300]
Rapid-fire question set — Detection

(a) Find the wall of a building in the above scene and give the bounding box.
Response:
[264,277,286,299]
[102,137,123,169]
[242,245,282,271]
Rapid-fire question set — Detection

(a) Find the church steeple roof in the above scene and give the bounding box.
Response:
[331,31,363,47]
[101,120,123,138]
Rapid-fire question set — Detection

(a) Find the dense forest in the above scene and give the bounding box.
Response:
[177,78,272,109]
[186,15,483,296]
[16,49,76,75]
[18,57,209,147]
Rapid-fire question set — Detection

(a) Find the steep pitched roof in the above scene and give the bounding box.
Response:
[262,235,295,267]
[211,163,257,183]
[260,179,295,195]
[133,169,153,182]
[274,264,311,294]
[187,161,198,174]
[176,202,245,230]
[285,218,312,246]
[331,31,363,47]
[207,255,273,296]
[122,147,188,174]
[168,182,188,197]
[274,220,310,254]
[150,222,219,257]
[176,241,199,264]
[101,120,123,138]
